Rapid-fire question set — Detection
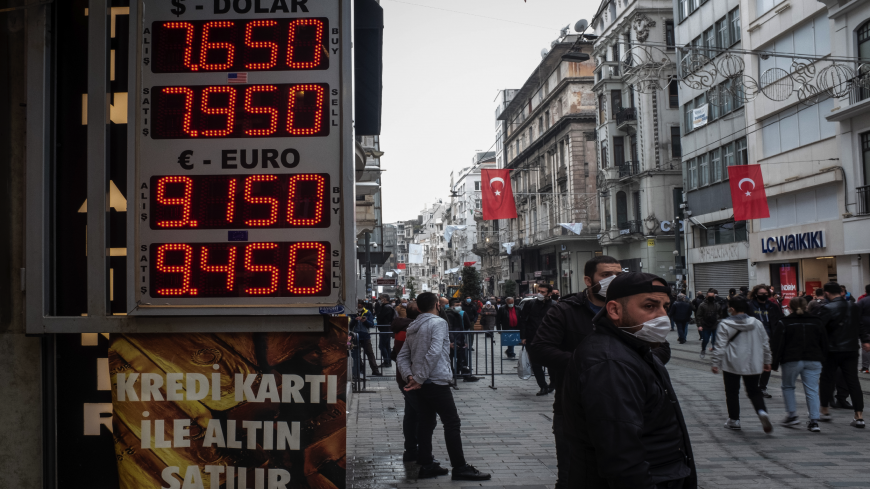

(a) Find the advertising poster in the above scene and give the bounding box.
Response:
[779,264,799,301]
[109,319,348,489]
[806,281,823,295]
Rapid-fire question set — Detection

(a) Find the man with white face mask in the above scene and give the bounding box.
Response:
[562,272,696,488]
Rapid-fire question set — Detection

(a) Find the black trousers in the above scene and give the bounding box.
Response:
[821,351,864,412]
[417,383,467,468]
[835,368,851,402]
[552,413,571,489]
[401,387,420,456]
[758,370,771,390]
[723,371,767,420]
[531,362,548,390]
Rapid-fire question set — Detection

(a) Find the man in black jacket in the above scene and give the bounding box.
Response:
[530,256,623,489]
[376,294,397,368]
[668,293,694,344]
[817,282,866,427]
[520,283,556,396]
[562,272,695,488]
[445,299,479,382]
[748,285,784,397]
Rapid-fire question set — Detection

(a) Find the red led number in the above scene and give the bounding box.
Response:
[287,242,328,295]
[245,243,279,295]
[288,174,326,226]
[287,19,325,69]
[201,246,237,291]
[244,85,279,136]
[162,87,198,137]
[156,176,197,227]
[245,20,279,70]
[199,21,235,71]
[156,244,198,296]
[201,86,236,137]
[244,175,279,226]
[164,22,198,71]
[287,84,325,135]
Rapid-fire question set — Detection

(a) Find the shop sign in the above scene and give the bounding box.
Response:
[761,231,825,254]
[534,271,542,277]
[660,220,685,232]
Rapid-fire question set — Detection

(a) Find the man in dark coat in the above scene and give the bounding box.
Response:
[562,272,696,488]
[519,283,556,396]
[445,298,479,382]
[531,256,625,489]
[668,293,694,344]
[376,294,397,368]
[748,284,784,397]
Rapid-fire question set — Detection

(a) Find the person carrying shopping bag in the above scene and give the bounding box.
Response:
[711,297,774,433]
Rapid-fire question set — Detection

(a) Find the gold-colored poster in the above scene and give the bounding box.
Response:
[109,318,348,489]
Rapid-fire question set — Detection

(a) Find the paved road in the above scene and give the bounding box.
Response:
[347,329,870,488]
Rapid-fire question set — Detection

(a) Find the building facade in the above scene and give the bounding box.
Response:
[592,0,685,287]
[499,35,602,296]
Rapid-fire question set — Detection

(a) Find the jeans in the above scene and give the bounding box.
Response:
[700,325,717,351]
[401,388,421,456]
[780,360,822,420]
[820,351,864,412]
[531,362,548,390]
[351,339,380,377]
[674,322,688,343]
[417,383,467,468]
[552,413,571,489]
[723,371,767,420]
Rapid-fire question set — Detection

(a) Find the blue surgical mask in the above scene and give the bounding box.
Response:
[466,299,471,303]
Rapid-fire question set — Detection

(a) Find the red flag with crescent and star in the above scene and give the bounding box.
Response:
[727,164,770,220]
[481,169,518,220]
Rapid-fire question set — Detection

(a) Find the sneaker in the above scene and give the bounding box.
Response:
[724,419,741,430]
[418,463,449,479]
[758,410,773,433]
[463,375,480,382]
[451,464,491,481]
[699,351,706,359]
[861,368,870,374]
[851,418,866,429]
[761,389,772,399]
[807,421,821,432]
[820,413,833,422]
[781,415,800,426]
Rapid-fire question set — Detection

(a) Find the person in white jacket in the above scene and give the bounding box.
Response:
[711,297,774,433]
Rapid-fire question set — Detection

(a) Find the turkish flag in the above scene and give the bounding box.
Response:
[727,165,770,220]
[481,169,518,220]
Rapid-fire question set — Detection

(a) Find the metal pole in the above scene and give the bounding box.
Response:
[674,214,682,293]
[365,231,372,300]
[489,332,497,390]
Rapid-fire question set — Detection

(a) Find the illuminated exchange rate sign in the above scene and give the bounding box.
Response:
[152,83,329,139]
[151,241,330,297]
[151,18,329,73]
[150,174,329,229]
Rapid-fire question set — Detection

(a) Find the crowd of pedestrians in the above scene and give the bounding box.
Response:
[351,256,870,487]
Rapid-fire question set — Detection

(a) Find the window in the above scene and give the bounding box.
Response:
[612,44,620,75]
[679,0,688,21]
[710,148,722,182]
[704,27,715,58]
[665,21,675,49]
[863,133,870,186]
[611,89,623,118]
[759,13,830,77]
[614,136,625,167]
[598,94,606,124]
[761,98,836,158]
[729,8,741,45]
[688,159,698,189]
[633,191,642,221]
[722,142,734,168]
[716,18,728,52]
[735,138,748,166]
[616,191,628,226]
[722,79,733,114]
[684,101,694,134]
[601,141,609,167]
[760,185,838,230]
[474,181,480,191]
[544,110,550,129]
[669,79,679,108]
[698,153,709,186]
[709,88,720,120]
[671,126,682,158]
[703,221,748,246]
[756,0,785,18]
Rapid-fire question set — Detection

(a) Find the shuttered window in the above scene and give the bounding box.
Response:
[693,260,749,295]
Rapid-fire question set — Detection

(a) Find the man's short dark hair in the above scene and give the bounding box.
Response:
[584,255,620,279]
[538,283,554,293]
[708,288,718,294]
[815,288,824,297]
[416,292,438,312]
[729,297,750,314]
[865,284,870,295]
[450,298,461,306]
[823,282,841,295]
[729,288,736,295]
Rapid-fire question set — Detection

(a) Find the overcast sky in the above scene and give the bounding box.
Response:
[377,0,598,223]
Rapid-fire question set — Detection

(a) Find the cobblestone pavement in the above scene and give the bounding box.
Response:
[347,330,870,488]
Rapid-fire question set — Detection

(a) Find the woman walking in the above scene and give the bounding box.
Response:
[770,297,827,432]
[711,297,774,433]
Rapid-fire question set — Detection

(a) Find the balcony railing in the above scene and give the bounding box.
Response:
[857,185,870,215]
[849,72,870,105]
[617,220,642,235]
[616,107,637,127]
[618,161,640,178]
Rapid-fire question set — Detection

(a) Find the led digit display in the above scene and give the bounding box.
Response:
[150,242,330,297]
[150,174,330,230]
[151,18,329,73]
[152,83,329,139]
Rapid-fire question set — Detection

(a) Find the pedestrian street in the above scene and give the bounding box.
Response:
[348,330,870,489]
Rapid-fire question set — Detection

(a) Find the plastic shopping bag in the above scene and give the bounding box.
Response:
[517,346,532,380]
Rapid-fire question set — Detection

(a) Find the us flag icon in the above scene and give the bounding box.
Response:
[228,73,248,84]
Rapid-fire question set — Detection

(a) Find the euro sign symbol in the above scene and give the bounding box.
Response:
[177,150,194,170]
[170,0,186,17]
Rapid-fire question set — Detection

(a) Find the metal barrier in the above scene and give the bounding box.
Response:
[352,329,526,391]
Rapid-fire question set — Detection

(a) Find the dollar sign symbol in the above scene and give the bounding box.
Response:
[170,0,186,17]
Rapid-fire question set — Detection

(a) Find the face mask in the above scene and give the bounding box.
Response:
[507,304,514,308]
[619,315,671,343]
[706,296,714,302]
[466,299,471,304]
[593,275,617,299]
[453,306,462,312]
[536,293,545,300]
[757,295,769,302]
[551,294,560,301]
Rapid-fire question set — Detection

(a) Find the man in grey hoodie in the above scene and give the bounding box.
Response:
[397,292,491,482]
